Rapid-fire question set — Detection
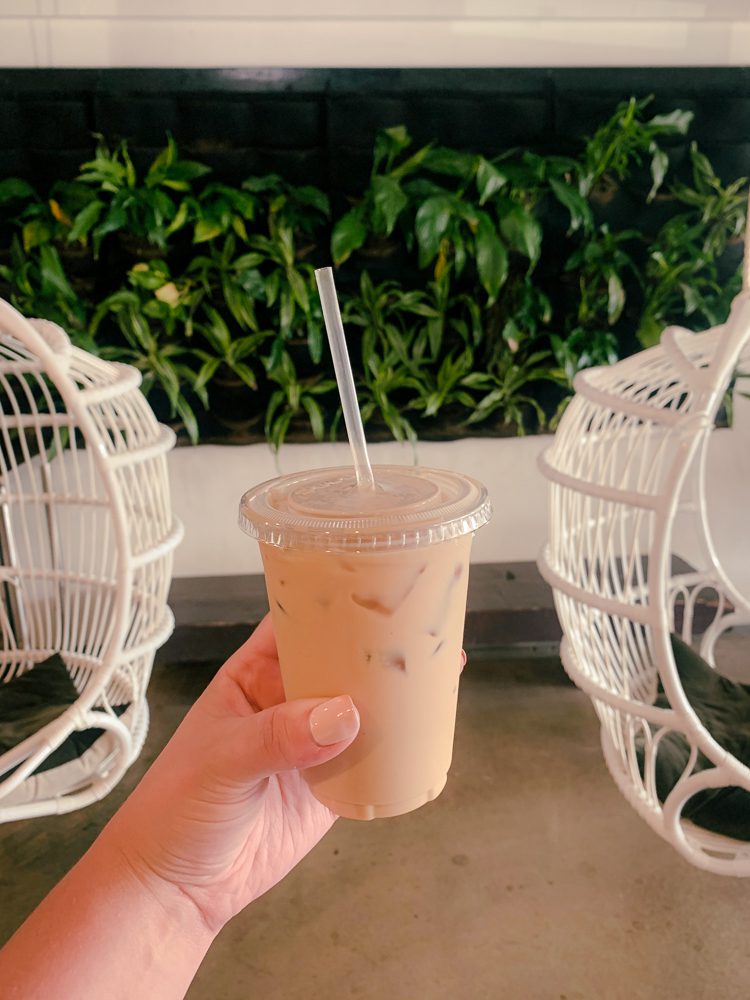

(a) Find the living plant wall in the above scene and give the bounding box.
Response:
[0,97,745,447]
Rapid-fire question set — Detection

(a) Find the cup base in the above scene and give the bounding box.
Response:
[311,774,448,820]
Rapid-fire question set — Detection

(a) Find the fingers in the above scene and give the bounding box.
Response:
[219,695,361,785]
[224,614,286,711]
[223,620,467,736]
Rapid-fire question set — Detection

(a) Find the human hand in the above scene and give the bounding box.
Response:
[102,614,360,934]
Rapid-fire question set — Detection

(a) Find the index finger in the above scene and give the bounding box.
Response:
[223,613,287,710]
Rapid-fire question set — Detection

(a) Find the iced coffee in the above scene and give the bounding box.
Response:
[239,464,491,819]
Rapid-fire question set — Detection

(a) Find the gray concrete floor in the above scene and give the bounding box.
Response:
[2,639,750,1000]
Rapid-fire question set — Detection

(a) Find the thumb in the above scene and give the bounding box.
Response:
[230,695,360,783]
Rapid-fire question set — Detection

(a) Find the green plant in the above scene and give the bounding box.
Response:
[190,182,259,245]
[638,144,747,347]
[243,175,330,365]
[331,126,432,266]
[264,348,337,451]
[187,234,265,335]
[16,180,101,253]
[342,273,442,441]
[549,225,640,387]
[0,99,744,449]
[464,348,554,432]
[90,260,205,441]
[76,135,211,256]
[0,177,38,218]
[242,173,330,244]
[579,96,693,201]
[192,302,269,398]
[0,235,89,333]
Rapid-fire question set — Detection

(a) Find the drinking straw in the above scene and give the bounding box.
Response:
[315,267,376,490]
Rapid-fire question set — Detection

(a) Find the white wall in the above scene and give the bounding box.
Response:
[2,1,750,68]
[167,435,552,578]
[167,418,750,594]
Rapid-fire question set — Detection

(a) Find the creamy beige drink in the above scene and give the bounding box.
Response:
[239,464,491,820]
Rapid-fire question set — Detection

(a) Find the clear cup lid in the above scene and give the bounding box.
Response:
[238,464,492,551]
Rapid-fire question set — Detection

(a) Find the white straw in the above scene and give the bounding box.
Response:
[315,267,376,490]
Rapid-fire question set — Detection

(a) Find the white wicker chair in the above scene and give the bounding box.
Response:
[538,288,750,875]
[0,299,182,821]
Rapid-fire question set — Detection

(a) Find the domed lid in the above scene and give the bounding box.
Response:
[239,464,491,551]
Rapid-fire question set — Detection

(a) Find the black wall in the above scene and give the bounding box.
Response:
[2,67,749,205]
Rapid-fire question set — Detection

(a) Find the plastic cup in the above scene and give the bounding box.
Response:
[238,463,491,820]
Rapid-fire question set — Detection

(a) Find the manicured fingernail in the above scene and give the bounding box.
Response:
[310,696,360,746]
[460,649,467,668]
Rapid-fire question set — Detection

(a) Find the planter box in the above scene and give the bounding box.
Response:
[167,421,750,620]
[167,435,553,578]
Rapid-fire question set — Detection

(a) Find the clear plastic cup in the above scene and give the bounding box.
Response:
[239,464,491,820]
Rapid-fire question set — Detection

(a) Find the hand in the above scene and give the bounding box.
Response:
[103,614,360,933]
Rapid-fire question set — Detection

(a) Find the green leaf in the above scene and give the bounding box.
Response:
[39,245,75,300]
[548,177,592,233]
[279,288,294,337]
[307,319,323,365]
[231,361,258,390]
[415,195,453,267]
[373,126,412,172]
[160,160,212,191]
[166,199,190,236]
[153,357,181,410]
[607,272,625,324]
[22,218,51,251]
[223,278,258,331]
[175,396,200,444]
[371,176,408,237]
[649,109,693,134]
[689,142,719,193]
[194,355,221,391]
[67,199,104,243]
[241,176,280,199]
[681,282,702,316]
[0,178,36,204]
[499,204,542,264]
[233,252,266,270]
[221,187,258,219]
[476,158,508,204]
[293,185,330,217]
[231,269,265,307]
[129,259,170,290]
[232,217,248,242]
[92,204,129,254]
[265,270,280,308]
[230,333,267,359]
[423,147,476,178]
[648,143,669,202]
[474,214,508,302]
[194,218,223,244]
[301,395,325,440]
[264,336,285,374]
[331,208,367,265]
[287,267,310,312]
[268,409,292,452]
[203,305,232,354]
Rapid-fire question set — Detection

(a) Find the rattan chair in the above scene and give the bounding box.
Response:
[538,287,750,876]
[0,299,182,821]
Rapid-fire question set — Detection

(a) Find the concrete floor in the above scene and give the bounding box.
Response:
[2,640,750,1000]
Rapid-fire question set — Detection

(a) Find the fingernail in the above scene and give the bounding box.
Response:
[310,696,360,746]
[460,649,467,668]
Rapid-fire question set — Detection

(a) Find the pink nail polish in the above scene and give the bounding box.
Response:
[310,695,360,746]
